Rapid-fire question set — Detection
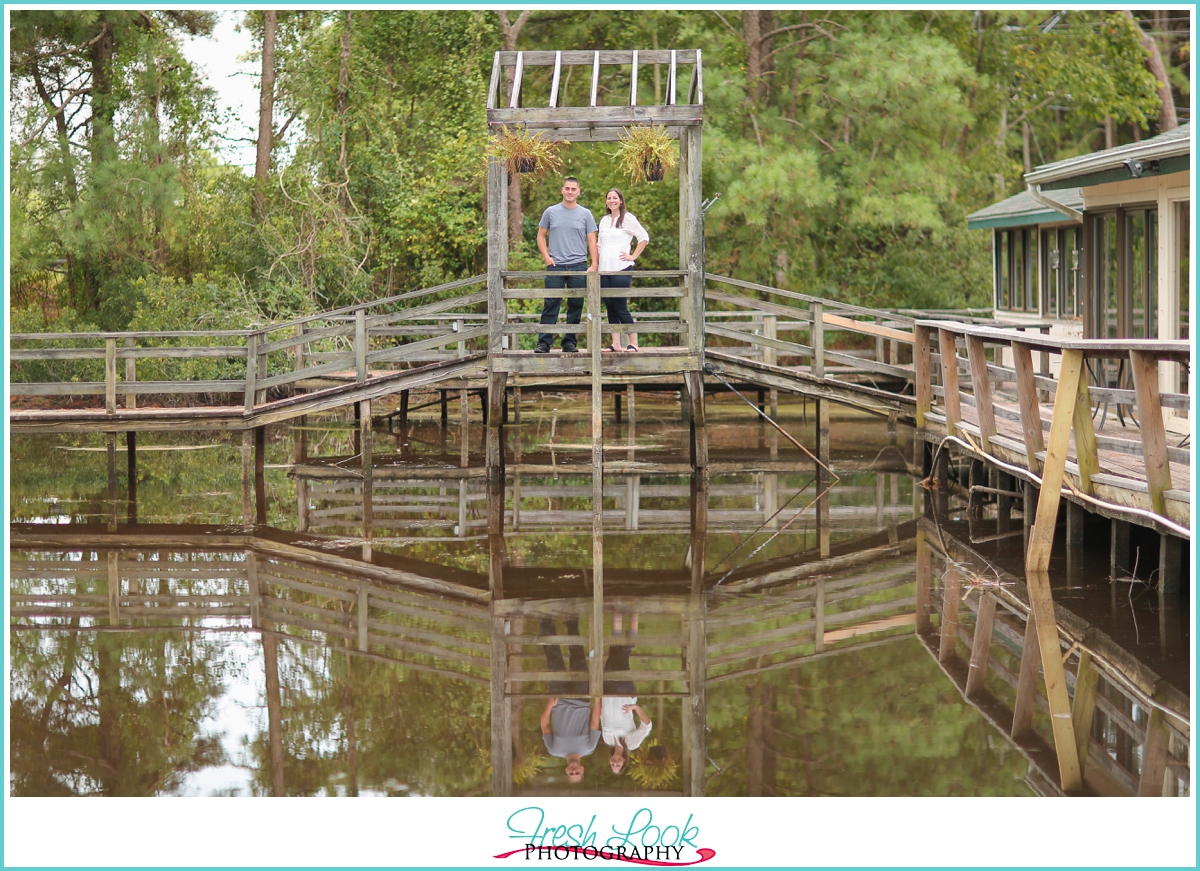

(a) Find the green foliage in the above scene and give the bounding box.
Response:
[486,125,567,178]
[610,125,680,183]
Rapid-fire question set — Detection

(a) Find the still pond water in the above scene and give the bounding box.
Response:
[8,392,1189,796]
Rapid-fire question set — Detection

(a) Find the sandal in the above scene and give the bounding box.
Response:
[625,345,640,352]
[602,345,619,352]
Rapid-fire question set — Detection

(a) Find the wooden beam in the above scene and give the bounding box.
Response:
[965,592,996,698]
[354,311,367,383]
[1026,569,1082,792]
[667,50,677,105]
[1010,340,1045,473]
[509,51,523,109]
[590,51,599,107]
[822,312,913,343]
[629,49,638,107]
[1137,705,1170,797]
[915,529,932,633]
[1010,610,1040,740]
[1071,650,1099,776]
[1071,365,1099,495]
[1026,349,1083,571]
[101,338,118,414]
[914,326,931,429]
[549,51,562,108]
[938,565,961,663]
[965,336,996,453]
[1128,350,1173,516]
[936,330,962,436]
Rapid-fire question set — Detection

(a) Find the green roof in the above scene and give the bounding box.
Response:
[966,188,1083,230]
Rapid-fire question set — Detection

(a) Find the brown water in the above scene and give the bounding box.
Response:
[8,392,1190,796]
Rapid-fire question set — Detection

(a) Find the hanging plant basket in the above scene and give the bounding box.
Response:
[643,158,666,182]
[485,125,566,179]
[609,124,679,184]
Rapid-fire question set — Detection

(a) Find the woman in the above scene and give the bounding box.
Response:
[597,188,649,352]
[601,613,652,774]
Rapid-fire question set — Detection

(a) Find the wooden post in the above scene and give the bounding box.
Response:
[589,462,604,699]
[1071,650,1099,776]
[126,432,137,524]
[813,578,826,653]
[262,627,287,797]
[939,565,961,663]
[686,370,709,474]
[685,127,705,356]
[1011,611,1040,740]
[763,315,777,418]
[1010,340,1045,473]
[294,322,307,378]
[915,529,931,634]
[1099,520,1125,579]
[123,337,136,410]
[256,331,269,405]
[361,398,373,545]
[254,425,266,525]
[107,549,120,625]
[1159,533,1182,597]
[489,601,512,797]
[1137,704,1170,797]
[914,325,931,429]
[357,581,369,652]
[105,337,117,414]
[684,587,706,797]
[1026,349,1084,571]
[1066,501,1085,548]
[487,154,507,357]
[936,329,962,436]
[440,389,448,424]
[1129,351,1173,516]
[588,268,603,470]
[241,430,253,524]
[965,336,996,453]
[460,385,470,468]
[399,390,410,430]
[244,332,258,413]
[355,309,367,383]
[614,390,622,423]
[105,433,118,531]
[965,593,996,698]
[486,371,507,483]
[1026,569,1082,792]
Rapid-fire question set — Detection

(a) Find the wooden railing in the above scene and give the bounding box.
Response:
[913,321,1191,564]
[10,275,489,412]
[498,268,694,353]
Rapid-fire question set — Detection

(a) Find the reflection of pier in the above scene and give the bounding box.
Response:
[11,468,1187,797]
[916,519,1190,797]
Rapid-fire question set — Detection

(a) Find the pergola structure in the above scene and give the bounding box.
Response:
[482,50,708,480]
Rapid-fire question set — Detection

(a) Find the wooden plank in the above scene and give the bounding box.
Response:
[822,312,913,343]
[667,50,677,105]
[1129,350,1173,516]
[104,338,117,414]
[486,52,501,110]
[509,51,523,109]
[1071,366,1100,495]
[914,326,931,429]
[1011,340,1046,473]
[590,51,600,106]
[1025,568,1082,793]
[354,310,367,382]
[1071,650,1099,775]
[489,105,702,128]
[704,324,812,358]
[243,332,258,412]
[1137,705,1170,797]
[965,336,996,453]
[937,330,962,436]
[629,49,638,106]
[495,49,700,68]
[938,565,961,663]
[965,593,996,698]
[549,51,562,108]
[1026,349,1083,571]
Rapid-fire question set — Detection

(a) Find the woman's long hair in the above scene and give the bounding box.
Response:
[606,188,627,229]
[610,736,629,775]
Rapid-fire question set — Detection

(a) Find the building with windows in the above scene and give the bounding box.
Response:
[968,123,1191,424]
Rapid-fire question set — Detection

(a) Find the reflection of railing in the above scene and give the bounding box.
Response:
[917,521,1190,797]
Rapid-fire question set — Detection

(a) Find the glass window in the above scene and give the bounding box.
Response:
[1043,229,1059,317]
[996,230,1009,310]
[1128,211,1147,337]
[1065,227,1080,320]
[1025,229,1038,311]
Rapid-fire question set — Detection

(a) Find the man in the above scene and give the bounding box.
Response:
[535,177,598,354]
[539,618,601,783]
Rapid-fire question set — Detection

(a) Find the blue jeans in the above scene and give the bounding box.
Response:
[539,263,587,349]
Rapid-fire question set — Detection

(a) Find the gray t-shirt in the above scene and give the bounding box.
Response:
[539,203,597,265]
[543,698,601,758]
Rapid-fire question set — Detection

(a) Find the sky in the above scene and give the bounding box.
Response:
[179,9,261,173]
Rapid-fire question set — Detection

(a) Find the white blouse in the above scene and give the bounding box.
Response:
[600,696,653,749]
[597,212,649,274]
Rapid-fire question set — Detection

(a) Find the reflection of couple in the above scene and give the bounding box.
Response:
[539,614,653,782]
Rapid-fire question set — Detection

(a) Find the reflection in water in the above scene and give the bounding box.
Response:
[8,398,1190,796]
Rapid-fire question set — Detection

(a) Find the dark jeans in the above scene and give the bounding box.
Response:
[603,644,636,696]
[601,268,635,327]
[542,618,588,695]
[539,263,587,348]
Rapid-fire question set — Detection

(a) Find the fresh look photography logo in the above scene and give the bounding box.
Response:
[495,807,716,865]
